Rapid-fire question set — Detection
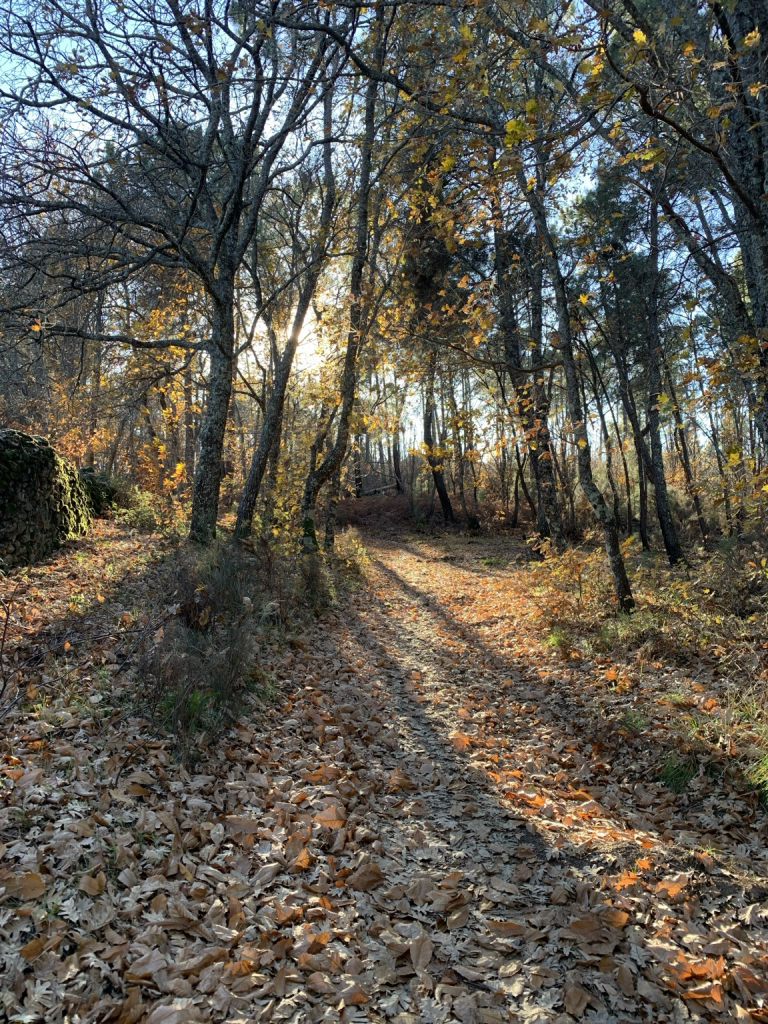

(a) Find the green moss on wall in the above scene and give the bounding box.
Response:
[0,429,92,569]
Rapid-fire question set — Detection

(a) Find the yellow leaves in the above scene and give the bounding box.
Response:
[578,292,590,305]
[744,28,761,47]
[633,28,648,45]
[504,117,527,146]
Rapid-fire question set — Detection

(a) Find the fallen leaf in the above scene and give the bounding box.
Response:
[347,861,384,891]
[78,871,106,896]
[486,920,526,937]
[564,984,590,1016]
[410,932,433,970]
[313,803,346,828]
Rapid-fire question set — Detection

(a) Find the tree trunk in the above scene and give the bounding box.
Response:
[494,220,565,550]
[85,294,103,469]
[323,461,343,552]
[422,353,456,525]
[189,291,235,543]
[664,364,709,543]
[393,430,403,492]
[524,177,634,610]
[235,83,337,538]
[183,361,196,491]
[299,29,382,550]
[515,443,537,522]
[646,199,685,565]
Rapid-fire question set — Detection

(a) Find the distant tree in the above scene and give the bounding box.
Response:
[0,0,349,540]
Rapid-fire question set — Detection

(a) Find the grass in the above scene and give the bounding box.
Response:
[479,554,510,568]
[545,625,574,656]
[138,527,363,763]
[140,539,275,762]
[523,530,768,805]
[746,754,768,801]
[660,752,699,793]
[619,709,648,733]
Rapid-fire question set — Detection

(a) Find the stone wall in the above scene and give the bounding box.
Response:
[0,430,92,570]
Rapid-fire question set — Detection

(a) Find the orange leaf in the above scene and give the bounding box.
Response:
[347,862,384,891]
[451,733,471,751]
[313,803,346,829]
[602,908,630,929]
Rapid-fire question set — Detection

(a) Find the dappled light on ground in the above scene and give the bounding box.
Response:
[1,528,767,1023]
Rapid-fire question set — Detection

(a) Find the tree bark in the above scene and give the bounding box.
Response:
[645,199,685,565]
[423,352,456,525]
[235,79,337,538]
[494,220,565,550]
[300,24,383,550]
[189,289,235,543]
[524,177,634,610]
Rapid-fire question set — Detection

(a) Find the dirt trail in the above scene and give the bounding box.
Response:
[2,528,768,1024]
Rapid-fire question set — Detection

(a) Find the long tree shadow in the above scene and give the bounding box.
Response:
[0,525,173,716]
[314,561,647,883]
[322,540,768,889]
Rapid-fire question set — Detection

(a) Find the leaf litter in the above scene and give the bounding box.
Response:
[1,526,767,1023]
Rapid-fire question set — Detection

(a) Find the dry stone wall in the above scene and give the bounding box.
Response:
[0,429,92,570]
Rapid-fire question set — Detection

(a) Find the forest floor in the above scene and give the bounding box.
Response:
[1,519,768,1024]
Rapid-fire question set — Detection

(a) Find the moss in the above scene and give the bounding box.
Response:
[0,429,92,568]
[79,468,117,516]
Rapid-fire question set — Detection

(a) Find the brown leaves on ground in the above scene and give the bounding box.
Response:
[1,527,767,1024]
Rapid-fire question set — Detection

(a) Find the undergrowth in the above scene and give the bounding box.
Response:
[531,532,768,802]
[139,526,367,762]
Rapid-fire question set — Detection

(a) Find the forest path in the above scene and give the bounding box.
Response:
[279,528,767,1023]
[2,526,767,1024]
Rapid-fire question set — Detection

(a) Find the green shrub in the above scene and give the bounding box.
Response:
[117,486,158,533]
[140,541,277,762]
[79,468,118,516]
